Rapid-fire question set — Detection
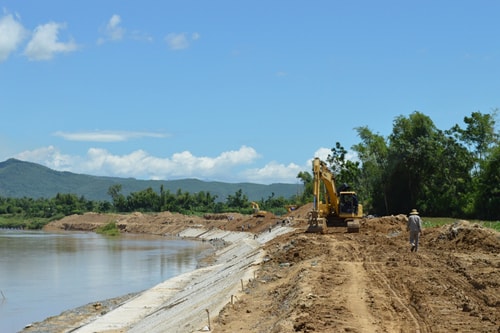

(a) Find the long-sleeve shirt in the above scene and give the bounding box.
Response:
[407,215,422,232]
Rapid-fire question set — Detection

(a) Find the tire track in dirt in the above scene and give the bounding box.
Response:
[342,261,376,331]
[401,250,499,332]
[365,257,428,333]
[336,232,432,333]
[328,237,381,333]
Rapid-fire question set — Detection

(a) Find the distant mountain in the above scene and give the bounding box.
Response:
[0,159,303,202]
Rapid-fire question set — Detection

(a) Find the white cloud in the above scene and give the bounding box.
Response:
[240,161,303,184]
[0,13,29,62]
[53,130,168,142]
[314,147,331,161]
[130,30,153,42]
[98,14,153,44]
[313,147,360,164]
[14,145,268,182]
[97,14,125,44]
[165,33,188,50]
[24,22,78,61]
[165,32,200,50]
[15,146,75,170]
[107,15,123,40]
[12,144,358,183]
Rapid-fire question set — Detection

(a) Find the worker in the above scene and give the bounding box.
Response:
[407,209,423,252]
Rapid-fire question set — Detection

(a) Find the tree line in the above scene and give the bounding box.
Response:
[304,110,499,220]
[0,185,301,229]
[1,110,498,229]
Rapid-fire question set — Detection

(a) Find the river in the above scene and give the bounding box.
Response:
[0,229,212,333]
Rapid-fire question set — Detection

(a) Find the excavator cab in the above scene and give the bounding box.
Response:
[338,192,361,233]
[339,192,359,215]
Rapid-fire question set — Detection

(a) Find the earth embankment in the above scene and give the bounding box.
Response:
[214,215,500,332]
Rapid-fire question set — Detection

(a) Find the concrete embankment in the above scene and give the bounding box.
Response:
[72,226,293,333]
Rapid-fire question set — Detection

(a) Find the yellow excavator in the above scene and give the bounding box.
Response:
[307,157,363,233]
[251,202,267,218]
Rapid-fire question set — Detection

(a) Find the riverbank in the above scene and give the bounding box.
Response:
[22,210,299,333]
[75,226,294,333]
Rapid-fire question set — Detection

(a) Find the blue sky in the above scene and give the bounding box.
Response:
[1,1,499,184]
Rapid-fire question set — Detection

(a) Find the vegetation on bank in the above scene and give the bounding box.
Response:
[423,217,500,232]
[0,111,499,230]
[95,222,120,236]
[0,214,63,230]
[0,187,301,230]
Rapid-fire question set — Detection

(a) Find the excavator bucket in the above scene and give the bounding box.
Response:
[306,224,324,233]
[306,212,325,233]
[346,220,360,233]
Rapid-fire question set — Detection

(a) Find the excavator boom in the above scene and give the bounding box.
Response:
[307,157,362,233]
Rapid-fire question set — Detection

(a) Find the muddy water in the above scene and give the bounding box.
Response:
[0,230,212,333]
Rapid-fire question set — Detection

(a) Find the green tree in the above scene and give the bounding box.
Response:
[386,112,445,214]
[325,142,361,189]
[296,170,313,204]
[193,191,217,212]
[127,187,160,212]
[107,184,127,212]
[423,132,474,216]
[475,144,500,219]
[447,110,499,217]
[383,111,476,216]
[175,189,193,213]
[449,110,499,173]
[352,126,389,215]
[226,189,248,209]
[53,193,83,215]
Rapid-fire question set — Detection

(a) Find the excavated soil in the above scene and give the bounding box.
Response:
[27,206,500,332]
[213,211,500,333]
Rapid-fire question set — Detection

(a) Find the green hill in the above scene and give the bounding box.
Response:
[0,159,302,202]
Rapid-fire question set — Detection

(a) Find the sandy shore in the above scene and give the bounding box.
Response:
[24,225,293,333]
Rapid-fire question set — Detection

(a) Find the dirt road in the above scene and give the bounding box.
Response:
[213,215,500,333]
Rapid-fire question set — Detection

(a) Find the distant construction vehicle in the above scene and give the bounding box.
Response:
[307,157,363,233]
[251,202,267,218]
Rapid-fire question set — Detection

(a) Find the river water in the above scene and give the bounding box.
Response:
[0,229,212,333]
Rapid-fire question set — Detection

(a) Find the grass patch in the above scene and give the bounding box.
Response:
[0,215,52,230]
[95,221,120,236]
[480,221,500,232]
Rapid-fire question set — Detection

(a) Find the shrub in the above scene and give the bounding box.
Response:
[96,221,120,236]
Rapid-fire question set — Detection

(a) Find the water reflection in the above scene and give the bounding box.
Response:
[0,230,212,333]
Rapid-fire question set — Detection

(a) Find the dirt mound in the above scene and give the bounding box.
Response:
[263,231,328,265]
[284,203,313,219]
[431,220,500,252]
[44,210,282,236]
[360,214,408,234]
